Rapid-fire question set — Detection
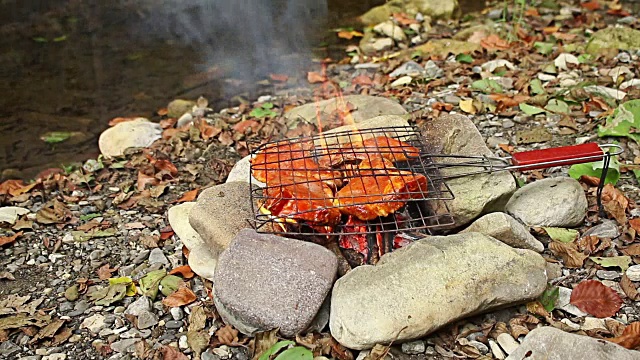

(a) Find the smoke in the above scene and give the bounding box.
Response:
[136,0,328,81]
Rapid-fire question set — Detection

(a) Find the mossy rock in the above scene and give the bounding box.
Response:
[360,0,460,25]
[586,27,640,55]
[407,39,480,58]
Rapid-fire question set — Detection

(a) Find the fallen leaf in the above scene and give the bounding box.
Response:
[352,74,373,87]
[337,30,363,39]
[576,235,612,255]
[540,286,560,311]
[137,170,158,191]
[570,280,623,318]
[581,0,601,10]
[187,330,211,356]
[160,345,189,360]
[36,200,71,224]
[620,274,640,301]
[590,256,632,271]
[218,131,234,146]
[159,275,184,296]
[0,232,22,247]
[0,272,15,281]
[549,241,588,268]
[459,99,476,114]
[480,34,511,50]
[601,184,629,224]
[198,120,222,140]
[29,318,65,344]
[139,269,167,300]
[174,189,199,203]
[608,322,640,349]
[307,72,327,84]
[162,287,197,307]
[252,329,279,360]
[169,265,195,279]
[154,159,178,178]
[97,264,118,280]
[269,74,289,82]
[432,102,453,111]
[216,324,240,346]
[629,218,640,233]
[544,227,579,243]
[108,117,138,126]
[233,120,260,134]
[0,179,25,195]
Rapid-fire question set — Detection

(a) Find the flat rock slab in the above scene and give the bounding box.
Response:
[284,95,406,127]
[214,229,337,336]
[418,114,516,227]
[168,202,216,280]
[506,327,640,360]
[461,212,544,252]
[225,155,266,187]
[505,177,587,227]
[189,182,257,261]
[330,232,547,350]
[98,118,162,158]
[585,27,640,55]
[360,0,459,25]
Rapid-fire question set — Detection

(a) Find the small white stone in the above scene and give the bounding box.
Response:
[391,76,412,87]
[179,335,189,349]
[0,206,30,225]
[626,265,640,282]
[496,333,520,355]
[81,314,106,333]
[489,339,506,360]
[371,38,394,51]
[556,286,589,317]
[538,73,556,81]
[373,21,407,41]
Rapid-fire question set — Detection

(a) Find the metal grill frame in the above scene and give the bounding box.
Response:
[248,126,456,236]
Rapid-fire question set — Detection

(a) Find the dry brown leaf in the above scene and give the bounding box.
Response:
[352,74,373,87]
[198,120,222,140]
[549,241,588,268]
[36,200,71,225]
[576,235,612,255]
[620,274,640,301]
[581,0,601,10]
[97,264,118,280]
[621,244,640,256]
[526,301,551,317]
[252,329,279,360]
[174,189,199,203]
[629,218,640,233]
[108,117,138,126]
[606,319,626,337]
[160,345,189,360]
[480,34,511,50]
[307,71,327,84]
[216,324,240,346]
[162,287,197,307]
[154,159,178,178]
[337,30,363,39]
[0,179,25,195]
[218,131,234,146]
[137,169,159,191]
[608,322,640,349]
[570,280,623,318]
[0,232,22,247]
[330,337,354,360]
[269,73,289,82]
[602,184,629,224]
[169,265,195,279]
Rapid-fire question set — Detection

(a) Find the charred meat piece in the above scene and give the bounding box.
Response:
[317,136,420,168]
[264,179,341,225]
[333,172,428,221]
[251,141,341,188]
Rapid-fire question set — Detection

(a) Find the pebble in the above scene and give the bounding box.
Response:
[424,60,444,78]
[468,340,489,354]
[538,73,556,81]
[616,52,632,63]
[148,248,169,265]
[68,300,90,317]
[170,307,185,320]
[137,310,159,329]
[371,38,394,51]
[179,335,189,349]
[389,61,425,78]
[165,320,184,329]
[496,333,519,354]
[596,270,620,280]
[81,313,106,333]
[626,265,640,282]
[502,120,515,129]
[583,220,620,239]
[110,338,138,353]
[202,350,220,360]
[444,95,461,105]
[43,354,66,360]
[489,339,506,360]
[401,340,426,354]
[125,296,152,316]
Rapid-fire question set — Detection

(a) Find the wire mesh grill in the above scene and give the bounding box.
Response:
[248,126,455,236]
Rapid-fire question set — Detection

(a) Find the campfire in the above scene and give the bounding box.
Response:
[247,124,621,265]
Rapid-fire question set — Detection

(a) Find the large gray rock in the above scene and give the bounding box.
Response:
[214,229,337,336]
[418,114,517,227]
[284,95,407,128]
[360,0,460,25]
[330,232,547,350]
[505,177,587,227]
[461,212,544,253]
[225,155,266,187]
[189,182,257,263]
[168,202,216,280]
[506,327,640,360]
[98,118,162,158]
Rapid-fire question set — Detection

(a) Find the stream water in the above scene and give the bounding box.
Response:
[0,0,483,180]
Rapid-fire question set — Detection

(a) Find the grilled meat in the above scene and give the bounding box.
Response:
[264,178,341,225]
[317,136,420,168]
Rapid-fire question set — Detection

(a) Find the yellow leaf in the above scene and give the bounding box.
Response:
[459,99,476,114]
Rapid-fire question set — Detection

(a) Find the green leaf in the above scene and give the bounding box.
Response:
[71,228,116,242]
[250,107,277,118]
[40,131,72,144]
[274,347,313,360]
[471,79,503,93]
[139,269,167,300]
[80,213,101,221]
[519,103,546,115]
[529,79,545,95]
[539,286,559,312]
[568,157,621,185]
[455,53,474,64]
[545,99,570,114]
[160,275,184,296]
[261,102,274,109]
[577,53,592,64]
[53,35,67,42]
[258,341,295,360]
[32,37,48,43]
[543,227,579,243]
[92,284,127,306]
[109,276,136,296]
[598,100,640,144]
[590,256,632,271]
[534,42,554,55]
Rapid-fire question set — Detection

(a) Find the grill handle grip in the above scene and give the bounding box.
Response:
[510,143,604,170]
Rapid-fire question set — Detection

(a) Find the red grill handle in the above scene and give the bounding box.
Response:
[510,143,604,170]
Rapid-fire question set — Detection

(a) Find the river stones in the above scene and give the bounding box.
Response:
[214,229,337,336]
[505,177,587,227]
[461,212,544,252]
[98,118,162,158]
[329,232,547,349]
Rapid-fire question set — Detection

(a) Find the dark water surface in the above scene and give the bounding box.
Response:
[0,0,482,180]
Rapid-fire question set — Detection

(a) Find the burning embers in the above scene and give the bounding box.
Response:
[249,126,452,263]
